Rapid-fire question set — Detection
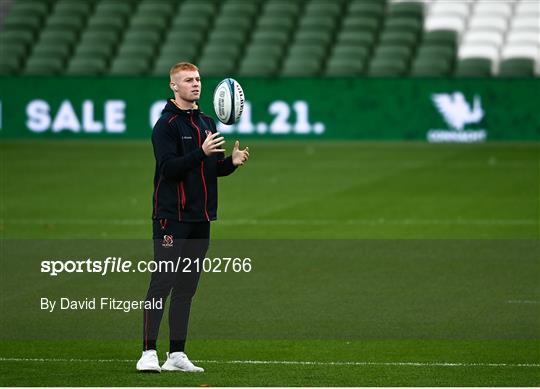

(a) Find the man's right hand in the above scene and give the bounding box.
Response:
[202,131,226,156]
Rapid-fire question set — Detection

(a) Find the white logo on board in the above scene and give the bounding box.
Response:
[428,92,487,143]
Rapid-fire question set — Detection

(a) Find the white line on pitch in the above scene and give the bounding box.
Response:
[0,357,538,368]
[1,218,537,226]
[507,300,540,304]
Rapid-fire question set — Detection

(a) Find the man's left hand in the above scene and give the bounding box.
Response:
[232,140,250,166]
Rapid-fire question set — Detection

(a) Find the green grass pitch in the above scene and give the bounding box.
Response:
[0,140,539,386]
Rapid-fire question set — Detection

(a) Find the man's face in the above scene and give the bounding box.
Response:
[171,70,201,102]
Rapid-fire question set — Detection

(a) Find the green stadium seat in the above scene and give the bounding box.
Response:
[178,1,217,18]
[294,31,333,47]
[384,17,422,35]
[213,16,253,32]
[221,1,259,17]
[347,1,385,19]
[122,30,162,46]
[238,58,279,76]
[257,16,296,33]
[281,58,321,76]
[341,16,380,33]
[30,44,72,61]
[373,45,413,61]
[422,30,457,48]
[159,44,199,61]
[298,16,338,32]
[331,45,369,61]
[66,58,108,75]
[244,44,284,62]
[197,57,236,76]
[116,43,156,59]
[387,2,424,20]
[498,58,536,77]
[93,1,134,19]
[53,1,92,17]
[379,31,417,48]
[287,44,327,60]
[44,14,86,32]
[39,30,79,47]
[86,16,126,33]
[455,58,492,77]
[368,58,408,76]
[2,44,28,61]
[416,45,455,61]
[325,57,366,76]
[7,1,49,19]
[336,31,376,48]
[411,58,451,76]
[0,56,22,75]
[2,14,42,34]
[79,30,120,46]
[109,58,150,75]
[0,29,36,49]
[73,44,115,60]
[206,30,247,46]
[200,45,242,61]
[303,2,342,18]
[250,30,289,46]
[165,30,206,48]
[24,57,64,75]
[263,2,301,18]
[170,16,211,31]
[137,0,176,17]
[129,14,169,31]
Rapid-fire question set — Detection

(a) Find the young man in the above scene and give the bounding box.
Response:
[136,62,249,373]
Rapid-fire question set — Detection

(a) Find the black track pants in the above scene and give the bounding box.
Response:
[143,220,210,352]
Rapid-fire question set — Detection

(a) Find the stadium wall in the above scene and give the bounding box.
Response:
[0,77,538,142]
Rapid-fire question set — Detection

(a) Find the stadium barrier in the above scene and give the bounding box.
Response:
[0,77,538,142]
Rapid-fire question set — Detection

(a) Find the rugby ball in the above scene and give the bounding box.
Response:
[213,78,245,125]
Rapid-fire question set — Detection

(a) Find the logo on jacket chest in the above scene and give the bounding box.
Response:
[182,135,192,140]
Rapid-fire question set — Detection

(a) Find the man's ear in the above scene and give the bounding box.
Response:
[170,83,178,92]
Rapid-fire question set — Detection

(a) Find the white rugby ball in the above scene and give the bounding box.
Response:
[213,78,245,125]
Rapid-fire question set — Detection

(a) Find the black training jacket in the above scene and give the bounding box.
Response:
[151,99,236,222]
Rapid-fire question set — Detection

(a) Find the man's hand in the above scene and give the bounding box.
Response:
[232,140,250,166]
[202,131,226,156]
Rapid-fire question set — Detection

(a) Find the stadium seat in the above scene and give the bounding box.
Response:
[325,57,366,76]
[238,57,280,76]
[455,58,492,77]
[429,2,470,19]
[336,31,376,48]
[462,31,505,48]
[66,58,108,75]
[281,57,321,76]
[257,16,296,34]
[388,2,424,20]
[38,30,79,47]
[221,1,259,18]
[506,31,540,46]
[347,1,385,20]
[473,2,512,19]
[379,31,417,48]
[468,16,508,34]
[287,44,327,61]
[129,14,169,31]
[73,44,115,61]
[368,58,408,76]
[411,57,451,76]
[303,1,342,18]
[24,57,64,75]
[0,56,22,75]
[498,58,536,77]
[86,16,126,33]
[425,16,466,35]
[341,16,380,34]
[53,1,92,18]
[109,58,150,75]
[250,30,290,46]
[197,57,236,76]
[30,43,72,62]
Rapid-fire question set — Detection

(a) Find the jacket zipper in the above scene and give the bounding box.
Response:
[190,114,210,221]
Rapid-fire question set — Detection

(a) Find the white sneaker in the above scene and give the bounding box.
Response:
[161,351,204,372]
[136,350,161,372]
